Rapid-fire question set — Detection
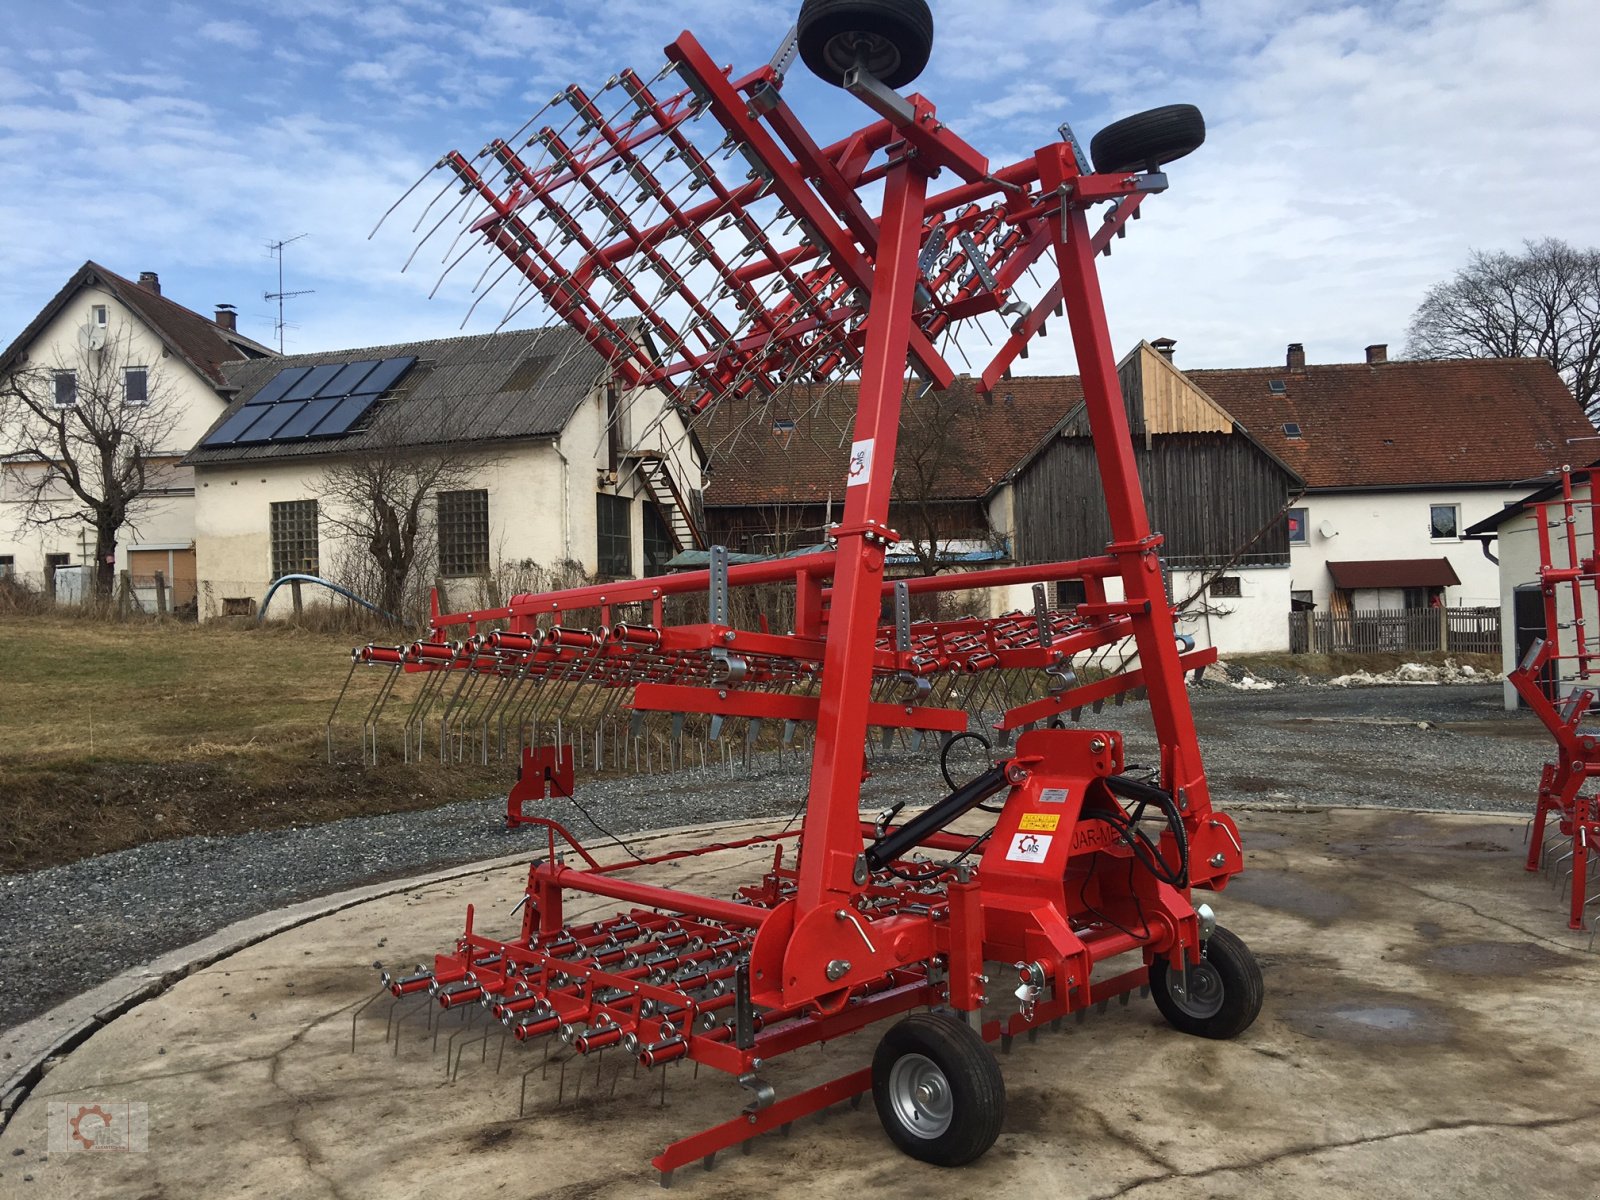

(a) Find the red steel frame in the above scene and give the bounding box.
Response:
[366,29,1248,1176]
[1509,466,1600,929]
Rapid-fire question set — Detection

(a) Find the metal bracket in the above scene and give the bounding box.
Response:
[1032,583,1050,646]
[894,580,912,652]
[842,63,915,126]
[959,230,999,292]
[733,962,756,1050]
[1056,118,1093,176]
[708,545,730,625]
[766,25,799,79]
[739,1072,776,1114]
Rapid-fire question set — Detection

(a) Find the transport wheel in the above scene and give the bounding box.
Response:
[1148,925,1263,1039]
[1089,103,1206,174]
[797,0,935,89]
[872,1011,1005,1165]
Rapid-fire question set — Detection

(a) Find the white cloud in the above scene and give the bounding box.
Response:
[197,19,260,49]
[0,0,1598,378]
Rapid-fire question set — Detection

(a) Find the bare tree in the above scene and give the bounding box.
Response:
[0,328,184,597]
[1405,238,1600,421]
[317,401,494,621]
[892,384,1004,575]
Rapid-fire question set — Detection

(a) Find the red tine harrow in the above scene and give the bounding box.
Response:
[351,1,1263,1179]
[1509,466,1600,936]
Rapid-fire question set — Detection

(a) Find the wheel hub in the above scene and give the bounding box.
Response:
[825,32,901,80]
[888,1052,954,1138]
[1173,960,1226,1020]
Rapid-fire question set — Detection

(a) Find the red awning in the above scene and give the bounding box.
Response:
[1327,558,1461,590]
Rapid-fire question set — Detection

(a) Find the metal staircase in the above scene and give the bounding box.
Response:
[628,450,704,552]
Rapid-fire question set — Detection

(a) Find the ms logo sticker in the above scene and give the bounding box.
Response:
[846,438,874,486]
[1006,832,1052,863]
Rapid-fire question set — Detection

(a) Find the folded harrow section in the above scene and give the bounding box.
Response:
[354,0,1259,1176]
[1509,466,1600,933]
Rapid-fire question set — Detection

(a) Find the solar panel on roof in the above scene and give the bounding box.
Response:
[236,401,309,443]
[316,360,381,398]
[200,354,417,450]
[248,365,312,406]
[283,363,345,402]
[273,396,343,440]
[201,405,274,446]
[351,356,416,397]
[312,393,380,437]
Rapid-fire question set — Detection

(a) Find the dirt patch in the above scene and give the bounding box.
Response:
[0,755,503,874]
[1282,993,1457,1045]
[1225,869,1356,923]
[1419,940,1579,976]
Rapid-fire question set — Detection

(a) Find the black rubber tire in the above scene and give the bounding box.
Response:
[1089,103,1206,174]
[1148,925,1263,1040]
[797,0,935,90]
[872,1011,1004,1166]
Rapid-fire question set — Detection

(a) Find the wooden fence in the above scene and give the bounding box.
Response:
[1288,607,1501,656]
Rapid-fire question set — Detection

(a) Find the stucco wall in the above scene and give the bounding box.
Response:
[1289,488,1517,609]
[191,384,704,619]
[0,282,230,582]
[999,564,1290,655]
[1491,483,1596,710]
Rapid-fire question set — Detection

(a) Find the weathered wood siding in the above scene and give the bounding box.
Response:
[1013,433,1294,566]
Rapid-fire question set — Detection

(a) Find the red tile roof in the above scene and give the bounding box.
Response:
[0,261,274,387]
[700,375,1082,506]
[1184,358,1589,491]
[1327,558,1461,589]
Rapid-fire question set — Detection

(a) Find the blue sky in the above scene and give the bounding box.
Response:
[3,0,1598,377]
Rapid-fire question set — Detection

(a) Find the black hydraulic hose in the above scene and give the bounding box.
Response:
[863,761,1012,873]
[1100,773,1190,887]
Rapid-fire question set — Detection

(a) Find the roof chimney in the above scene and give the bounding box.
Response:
[214,303,237,332]
[1365,343,1387,364]
[1286,342,1306,373]
[1151,336,1177,362]
[137,271,161,296]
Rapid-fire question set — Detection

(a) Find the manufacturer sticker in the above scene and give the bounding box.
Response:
[846,438,874,486]
[1018,812,1061,832]
[1038,787,1070,804]
[1005,832,1052,863]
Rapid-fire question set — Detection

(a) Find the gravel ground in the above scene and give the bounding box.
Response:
[0,681,1547,1034]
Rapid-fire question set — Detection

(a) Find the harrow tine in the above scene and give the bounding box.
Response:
[349,984,388,1053]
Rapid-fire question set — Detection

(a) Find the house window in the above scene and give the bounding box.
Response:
[1209,575,1242,598]
[597,493,632,578]
[643,503,674,577]
[91,304,108,326]
[1054,579,1087,609]
[1429,503,1460,540]
[1291,589,1314,611]
[1286,507,1308,544]
[437,489,490,578]
[124,367,148,407]
[0,555,13,581]
[54,372,77,408]
[269,499,319,579]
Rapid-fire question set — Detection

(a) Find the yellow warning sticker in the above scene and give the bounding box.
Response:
[1018,812,1061,832]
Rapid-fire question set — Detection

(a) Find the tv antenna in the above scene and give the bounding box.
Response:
[265,234,314,352]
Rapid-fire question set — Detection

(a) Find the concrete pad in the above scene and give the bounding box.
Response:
[2,807,1599,1199]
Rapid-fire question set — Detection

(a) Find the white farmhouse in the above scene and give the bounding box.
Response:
[0,263,274,607]
[185,326,705,620]
[1189,343,1589,621]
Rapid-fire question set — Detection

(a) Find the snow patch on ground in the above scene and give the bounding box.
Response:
[1328,660,1500,688]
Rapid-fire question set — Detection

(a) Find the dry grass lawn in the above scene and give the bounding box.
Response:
[0,614,501,873]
